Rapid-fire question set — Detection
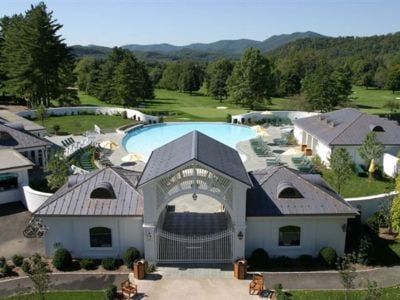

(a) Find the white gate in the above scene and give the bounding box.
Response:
[157,228,233,263]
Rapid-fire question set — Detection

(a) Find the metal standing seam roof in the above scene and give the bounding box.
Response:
[0,122,51,149]
[138,131,252,186]
[293,108,400,146]
[35,167,143,216]
[246,166,358,217]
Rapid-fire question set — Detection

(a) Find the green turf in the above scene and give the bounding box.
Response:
[291,285,400,300]
[350,86,400,114]
[322,171,394,198]
[42,115,134,135]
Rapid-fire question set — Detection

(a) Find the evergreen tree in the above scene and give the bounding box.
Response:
[302,63,352,112]
[179,61,202,95]
[227,48,273,109]
[0,3,73,107]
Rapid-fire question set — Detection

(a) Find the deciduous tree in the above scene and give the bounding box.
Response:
[358,132,384,172]
[328,148,353,194]
[227,48,274,109]
[46,150,69,191]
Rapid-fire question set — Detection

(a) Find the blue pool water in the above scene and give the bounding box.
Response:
[123,123,257,161]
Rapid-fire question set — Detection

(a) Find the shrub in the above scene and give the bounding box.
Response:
[146,261,156,273]
[272,256,292,268]
[298,254,314,268]
[123,247,140,268]
[104,284,117,300]
[0,257,5,268]
[366,212,385,232]
[102,257,117,270]
[121,110,128,119]
[159,116,164,123]
[12,255,24,267]
[2,264,12,276]
[319,247,338,267]
[249,248,269,268]
[226,113,232,123]
[273,283,290,300]
[80,258,96,270]
[52,248,73,271]
[21,259,31,274]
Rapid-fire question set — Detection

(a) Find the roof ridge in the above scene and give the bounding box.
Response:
[192,131,198,159]
[257,166,282,186]
[328,110,364,145]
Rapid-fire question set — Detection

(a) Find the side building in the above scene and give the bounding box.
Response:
[293,108,400,165]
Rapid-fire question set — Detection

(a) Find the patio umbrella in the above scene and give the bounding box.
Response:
[282,148,303,156]
[100,140,118,150]
[257,128,270,137]
[251,125,263,132]
[122,153,144,162]
[261,111,272,115]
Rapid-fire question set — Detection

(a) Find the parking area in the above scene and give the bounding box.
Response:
[0,202,44,258]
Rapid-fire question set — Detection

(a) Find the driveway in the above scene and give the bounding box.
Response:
[0,202,44,258]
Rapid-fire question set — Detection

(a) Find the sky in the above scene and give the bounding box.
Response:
[1,0,399,47]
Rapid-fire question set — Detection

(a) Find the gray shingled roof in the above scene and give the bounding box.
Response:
[246,166,357,217]
[0,123,51,149]
[138,131,252,186]
[0,110,45,132]
[293,108,400,146]
[35,167,143,216]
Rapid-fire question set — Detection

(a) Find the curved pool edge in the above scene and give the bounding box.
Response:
[122,122,257,162]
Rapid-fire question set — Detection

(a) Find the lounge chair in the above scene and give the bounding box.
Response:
[249,273,264,295]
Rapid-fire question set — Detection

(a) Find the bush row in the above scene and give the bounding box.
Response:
[248,247,338,269]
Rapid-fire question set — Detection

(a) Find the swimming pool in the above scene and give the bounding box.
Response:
[123,123,257,161]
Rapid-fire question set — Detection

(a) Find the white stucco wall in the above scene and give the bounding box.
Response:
[383,153,399,178]
[17,106,159,123]
[0,169,30,205]
[22,186,52,212]
[245,216,349,258]
[42,216,144,258]
[232,111,319,124]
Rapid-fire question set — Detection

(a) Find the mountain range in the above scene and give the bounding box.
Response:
[71,31,325,60]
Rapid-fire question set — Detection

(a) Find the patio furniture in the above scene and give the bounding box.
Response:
[291,155,306,164]
[266,156,281,167]
[249,273,264,295]
[121,279,137,299]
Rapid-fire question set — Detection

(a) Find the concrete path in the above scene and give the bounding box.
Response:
[1,266,400,299]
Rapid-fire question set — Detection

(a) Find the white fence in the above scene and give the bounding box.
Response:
[345,192,396,222]
[22,186,52,213]
[17,106,159,123]
[232,111,319,124]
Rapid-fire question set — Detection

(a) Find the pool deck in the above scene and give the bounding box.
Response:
[46,125,298,173]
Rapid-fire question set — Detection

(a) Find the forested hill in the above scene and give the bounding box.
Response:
[270,32,400,61]
[71,31,324,61]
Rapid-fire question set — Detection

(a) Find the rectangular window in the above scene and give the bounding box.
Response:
[90,227,112,248]
[279,226,301,246]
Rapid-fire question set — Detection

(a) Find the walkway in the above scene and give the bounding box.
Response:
[1,266,400,299]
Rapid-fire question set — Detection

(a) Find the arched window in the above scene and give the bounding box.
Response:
[277,182,303,198]
[90,227,112,247]
[279,226,301,246]
[369,124,385,132]
[90,182,116,199]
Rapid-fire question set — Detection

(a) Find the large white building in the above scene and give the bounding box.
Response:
[34,131,357,263]
[293,108,400,166]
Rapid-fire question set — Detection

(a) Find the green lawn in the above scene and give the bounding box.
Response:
[42,115,134,135]
[77,89,293,122]
[291,285,400,300]
[322,172,394,198]
[350,86,400,114]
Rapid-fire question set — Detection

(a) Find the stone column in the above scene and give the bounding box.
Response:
[233,223,246,261]
[143,223,157,262]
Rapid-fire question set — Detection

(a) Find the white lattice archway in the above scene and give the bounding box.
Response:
[154,162,234,219]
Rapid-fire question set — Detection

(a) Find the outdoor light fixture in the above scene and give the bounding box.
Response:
[238,231,244,240]
[341,224,347,232]
[192,193,198,201]
[146,231,152,240]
